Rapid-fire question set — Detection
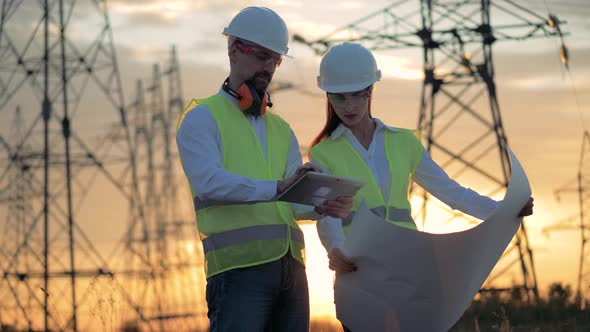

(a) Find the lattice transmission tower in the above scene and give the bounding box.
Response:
[544,130,590,307]
[0,1,145,330]
[109,46,206,331]
[295,0,569,301]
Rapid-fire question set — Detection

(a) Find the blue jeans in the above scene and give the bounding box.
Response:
[206,254,309,332]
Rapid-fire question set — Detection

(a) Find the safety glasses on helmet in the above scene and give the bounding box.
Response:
[234,40,283,67]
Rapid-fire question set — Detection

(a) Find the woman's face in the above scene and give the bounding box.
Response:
[328,88,372,127]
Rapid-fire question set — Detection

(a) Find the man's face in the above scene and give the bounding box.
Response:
[230,40,283,94]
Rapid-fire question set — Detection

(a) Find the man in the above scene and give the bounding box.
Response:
[176,7,352,332]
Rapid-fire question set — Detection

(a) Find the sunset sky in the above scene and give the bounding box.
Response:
[1,0,590,327]
[103,0,590,316]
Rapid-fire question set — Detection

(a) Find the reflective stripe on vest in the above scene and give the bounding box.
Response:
[202,224,304,254]
[342,206,413,226]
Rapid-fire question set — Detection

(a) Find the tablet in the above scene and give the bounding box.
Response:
[276,171,366,206]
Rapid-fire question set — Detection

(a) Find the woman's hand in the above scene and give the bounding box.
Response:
[315,196,354,219]
[328,247,357,274]
[518,197,534,218]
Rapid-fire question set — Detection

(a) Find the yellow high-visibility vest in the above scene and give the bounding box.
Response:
[310,128,423,234]
[177,96,305,278]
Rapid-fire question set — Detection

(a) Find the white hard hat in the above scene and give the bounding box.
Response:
[317,42,381,93]
[223,7,289,56]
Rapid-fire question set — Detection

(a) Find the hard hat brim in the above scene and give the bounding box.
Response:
[318,73,381,93]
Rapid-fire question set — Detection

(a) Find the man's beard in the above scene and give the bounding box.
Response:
[251,72,272,94]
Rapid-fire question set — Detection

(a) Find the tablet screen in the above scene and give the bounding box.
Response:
[276,172,366,206]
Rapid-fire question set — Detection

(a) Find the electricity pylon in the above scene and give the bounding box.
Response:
[294,0,568,302]
[110,47,206,331]
[0,1,141,330]
[544,130,590,307]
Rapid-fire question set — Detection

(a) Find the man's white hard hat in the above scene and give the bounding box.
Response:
[223,6,289,56]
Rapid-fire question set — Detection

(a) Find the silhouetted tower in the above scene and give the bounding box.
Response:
[161,45,207,328]
[0,1,141,330]
[0,107,37,330]
[118,47,205,331]
[544,130,590,307]
[295,0,568,301]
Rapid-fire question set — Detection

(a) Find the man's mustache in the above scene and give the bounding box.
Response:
[253,72,272,80]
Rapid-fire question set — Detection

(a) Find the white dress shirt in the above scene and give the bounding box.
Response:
[176,87,319,220]
[315,118,500,251]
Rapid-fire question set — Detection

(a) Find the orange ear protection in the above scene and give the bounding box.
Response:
[222,78,272,116]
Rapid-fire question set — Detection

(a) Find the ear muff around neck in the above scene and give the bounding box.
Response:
[222,78,272,116]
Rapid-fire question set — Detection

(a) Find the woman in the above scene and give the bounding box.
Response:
[309,42,534,330]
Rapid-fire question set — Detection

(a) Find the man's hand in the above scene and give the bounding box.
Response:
[277,162,321,195]
[328,247,357,274]
[518,197,534,218]
[315,196,354,219]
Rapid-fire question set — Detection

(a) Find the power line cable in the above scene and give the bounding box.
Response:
[542,0,588,133]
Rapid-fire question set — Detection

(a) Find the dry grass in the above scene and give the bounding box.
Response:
[88,278,122,332]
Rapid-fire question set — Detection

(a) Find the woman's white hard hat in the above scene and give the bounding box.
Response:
[317,42,381,93]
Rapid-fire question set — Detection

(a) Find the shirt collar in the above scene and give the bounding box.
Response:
[330,118,399,140]
[218,87,240,108]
